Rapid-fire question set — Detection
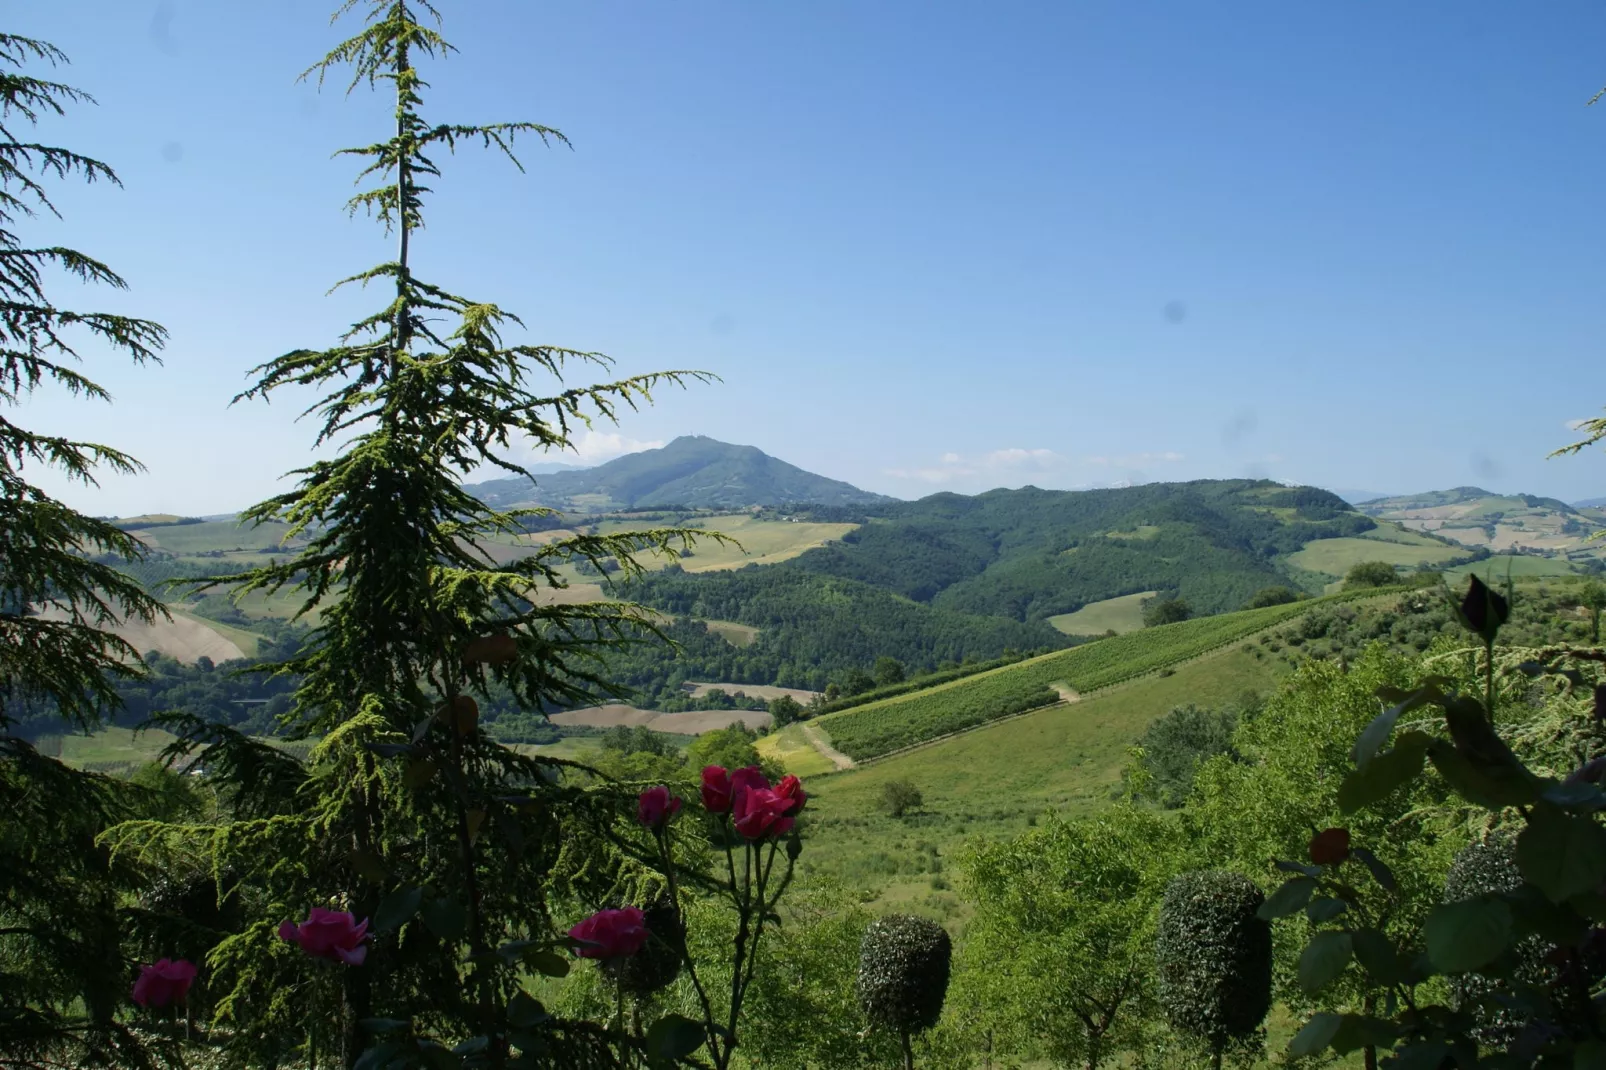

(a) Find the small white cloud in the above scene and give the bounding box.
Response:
[940,452,962,464]
[535,430,664,466]
[1567,418,1595,431]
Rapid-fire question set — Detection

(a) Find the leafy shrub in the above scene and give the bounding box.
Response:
[1155,871,1272,1058]
[1132,704,1242,808]
[1143,597,1192,627]
[1344,561,1400,589]
[1244,585,1302,609]
[881,779,923,818]
[858,915,952,1046]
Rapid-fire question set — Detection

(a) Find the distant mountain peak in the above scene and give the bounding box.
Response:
[463,436,893,511]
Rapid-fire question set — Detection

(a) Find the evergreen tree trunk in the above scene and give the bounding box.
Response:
[901,1029,915,1070]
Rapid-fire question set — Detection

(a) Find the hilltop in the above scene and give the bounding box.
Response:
[1357,485,1606,562]
[461,435,893,512]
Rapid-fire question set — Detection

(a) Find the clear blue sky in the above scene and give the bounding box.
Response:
[17,0,1606,515]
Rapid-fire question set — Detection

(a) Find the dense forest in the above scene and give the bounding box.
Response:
[785,481,1380,619]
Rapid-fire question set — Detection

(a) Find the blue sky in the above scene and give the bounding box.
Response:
[16,0,1606,515]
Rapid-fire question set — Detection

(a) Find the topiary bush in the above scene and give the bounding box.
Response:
[1155,870,1272,1063]
[858,914,952,1068]
[1443,834,1559,1045]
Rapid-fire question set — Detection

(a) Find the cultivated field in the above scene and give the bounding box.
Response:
[796,593,1367,764]
[793,646,1286,912]
[1047,591,1156,635]
[549,704,772,734]
[31,604,247,665]
[1287,535,1464,577]
[1444,554,1581,580]
[685,682,818,703]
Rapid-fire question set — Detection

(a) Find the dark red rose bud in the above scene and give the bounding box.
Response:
[1459,575,1509,644]
[1309,827,1351,866]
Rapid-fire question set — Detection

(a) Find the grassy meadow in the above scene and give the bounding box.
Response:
[1047,590,1155,635]
[1286,533,1465,576]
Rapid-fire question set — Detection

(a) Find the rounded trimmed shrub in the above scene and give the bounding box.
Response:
[857,914,952,1037]
[1155,870,1272,1053]
[1444,834,1551,1044]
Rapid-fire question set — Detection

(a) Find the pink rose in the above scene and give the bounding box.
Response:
[132,958,197,1008]
[637,785,682,830]
[774,774,807,816]
[732,786,794,840]
[701,766,733,813]
[569,906,648,959]
[278,907,370,965]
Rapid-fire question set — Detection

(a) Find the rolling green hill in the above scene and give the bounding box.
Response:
[786,480,1378,620]
[762,587,1397,768]
[461,435,893,512]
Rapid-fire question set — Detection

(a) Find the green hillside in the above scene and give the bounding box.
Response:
[783,480,1377,619]
[773,588,1394,765]
[462,435,892,511]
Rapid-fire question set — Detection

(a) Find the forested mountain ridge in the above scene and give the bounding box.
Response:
[768,479,1377,621]
[461,435,893,511]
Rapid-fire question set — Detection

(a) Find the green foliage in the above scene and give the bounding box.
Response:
[1441,835,1554,1045]
[1128,701,1247,809]
[94,3,720,1065]
[857,914,952,1041]
[767,693,803,727]
[880,779,923,818]
[684,723,777,779]
[826,684,1060,761]
[0,31,178,1069]
[1344,560,1401,589]
[1270,573,1606,1067]
[1142,597,1191,627]
[1243,585,1302,609]
[624,567,1068,691]
[1154,871,1272,1057]
[795,480,1375,618]
[959,807,1183,1070]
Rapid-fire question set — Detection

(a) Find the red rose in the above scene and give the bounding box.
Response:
[637,785,682,830]
[569,906,648,959]
[732,786,794,840]
[730,765,769,799]
[774,774,807,816]
[1309,827,1351,866]
[278,908,370,965]
[701,766,733,813]
[131,958,197,1008]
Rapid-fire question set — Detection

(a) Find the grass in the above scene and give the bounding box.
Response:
[54,725,179,769]
[595,514,857,572]
[168,606,266,659]
[1047,591,1156,636]
[1287,536,1465,577]
[702,619,759,646]
[794,645,1287,911]
[128,519,304,554]
[1444,554,1580,579]
[756,724,837,777]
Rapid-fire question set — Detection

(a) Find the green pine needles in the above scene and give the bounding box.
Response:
[0,31,178,1070]
[101,1,719,1066]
